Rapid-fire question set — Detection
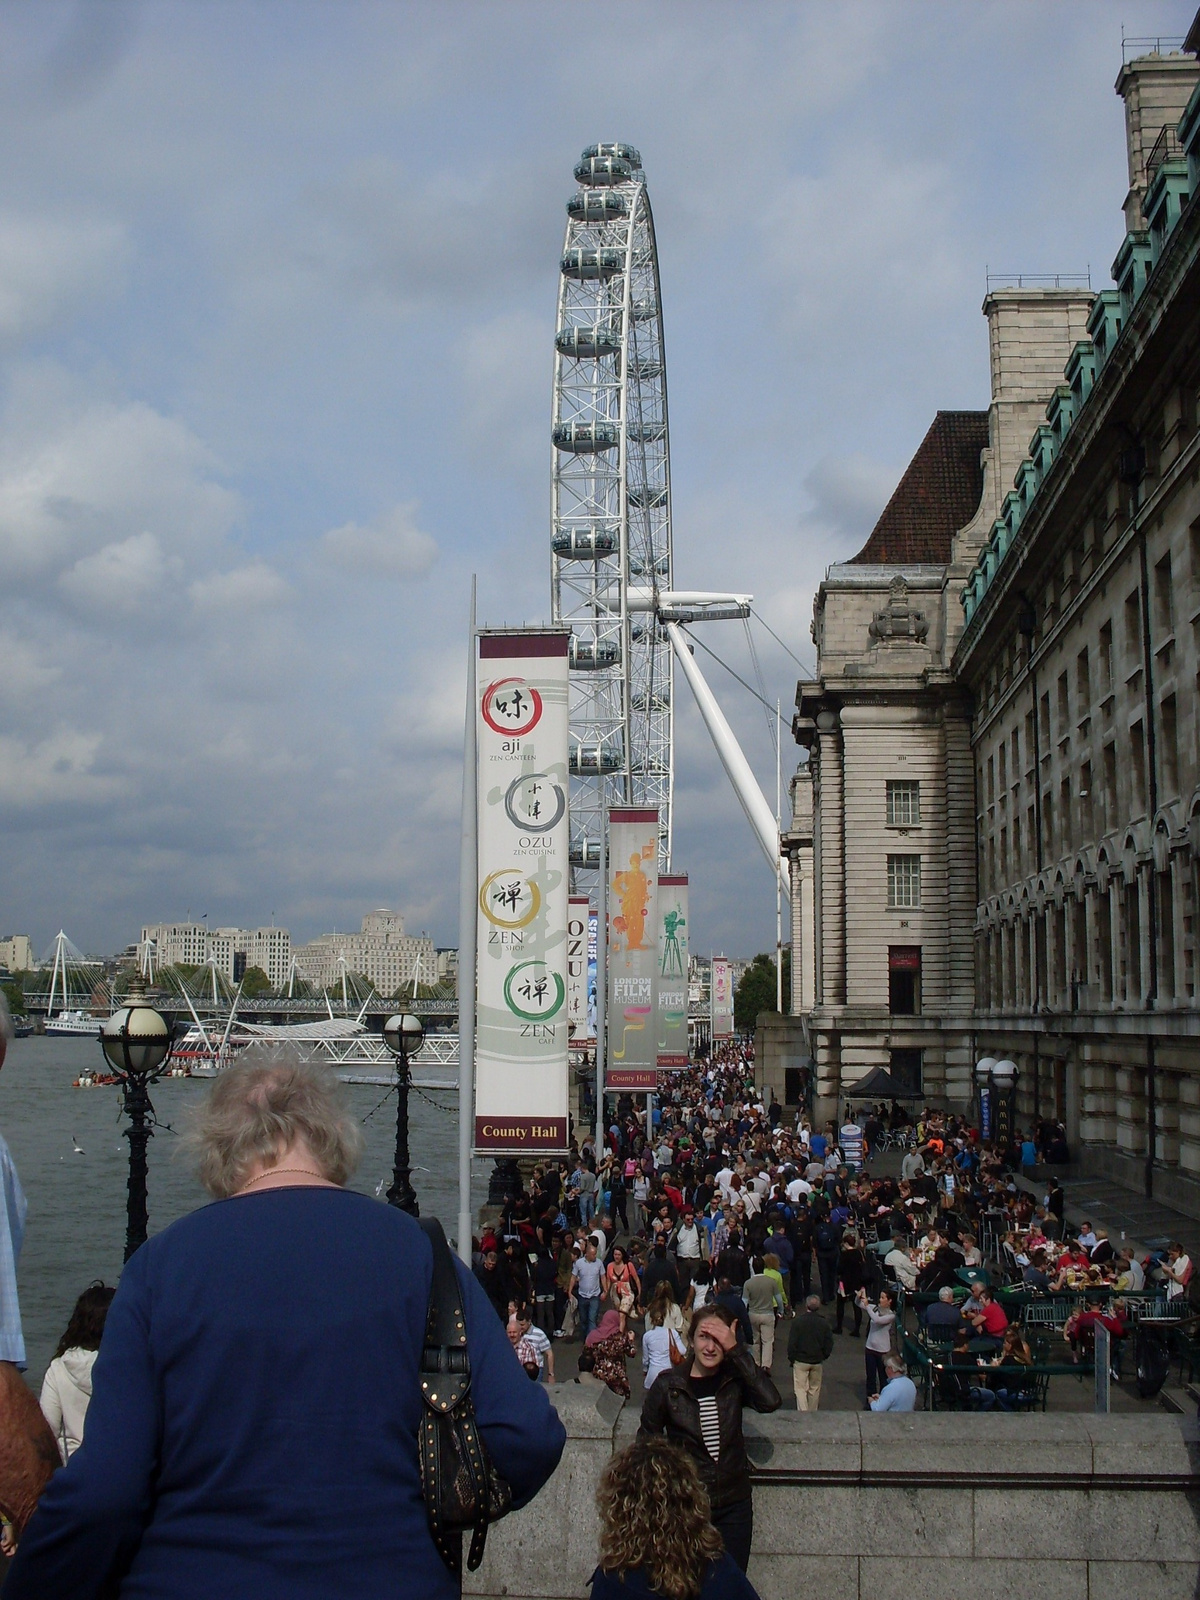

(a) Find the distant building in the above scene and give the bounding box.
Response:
[0,936,34,973]
[141,922,292,990]
[292,910,435,997]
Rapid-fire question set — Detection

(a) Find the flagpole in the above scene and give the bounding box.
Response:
[456,576,478,1265]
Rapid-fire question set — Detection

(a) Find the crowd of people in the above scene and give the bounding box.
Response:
[473,1048,1193,1428]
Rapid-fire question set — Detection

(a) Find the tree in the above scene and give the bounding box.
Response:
[1,980,24,1018]
[734,953,781,1032]
[239,966,273,998]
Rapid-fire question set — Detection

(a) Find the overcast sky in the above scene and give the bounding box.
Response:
[1,0,1194,962]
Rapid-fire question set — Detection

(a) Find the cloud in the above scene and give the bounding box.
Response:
[0,727,120,809]
[0,212,128,344]
[0,390,239,583]
[59,530,175,613]
[319,503,438,579]
[189,561,291,612]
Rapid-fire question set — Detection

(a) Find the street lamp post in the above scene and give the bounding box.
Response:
[382,1012,425,1216]
[99,982,172,1261]
[975,1057,997,1142]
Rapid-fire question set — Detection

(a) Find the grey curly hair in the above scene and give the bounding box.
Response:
[186,1050,364,1198]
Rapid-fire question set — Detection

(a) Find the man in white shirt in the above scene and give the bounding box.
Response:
[785,1171,812,1204]
[1077,1221,1098,1250]
[884,1243,918,1292]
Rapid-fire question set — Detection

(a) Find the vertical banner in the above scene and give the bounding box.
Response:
[474,631,570,1152]
[656,874,689,1068]
[587,910,598,1041]
[711,957,734,1039]
[607,808,659,1091]
[566,896,592,1042]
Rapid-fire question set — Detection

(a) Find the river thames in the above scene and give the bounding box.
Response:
[0,1036,487,1387]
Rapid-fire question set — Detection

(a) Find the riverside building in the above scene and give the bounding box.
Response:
[776,31,1200,1217]
[140,922,293,990]
[292,910,435,997]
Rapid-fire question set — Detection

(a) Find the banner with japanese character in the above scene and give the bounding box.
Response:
[475,631,570,1152]
[711,956,734,1039]
[606,808,659,1091]
[567,896,592,1042]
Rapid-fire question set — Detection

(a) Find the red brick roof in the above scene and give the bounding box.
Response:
[849,410,989,565]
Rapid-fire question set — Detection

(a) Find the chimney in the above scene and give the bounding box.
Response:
[1115,45,1200,230]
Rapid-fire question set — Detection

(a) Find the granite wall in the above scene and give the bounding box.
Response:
[464,1385,1200,1600]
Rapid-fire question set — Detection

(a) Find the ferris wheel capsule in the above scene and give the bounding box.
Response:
[574,154,632,186]
[555,324,620,360]
[581,142,642,169]
[567,191,629,224]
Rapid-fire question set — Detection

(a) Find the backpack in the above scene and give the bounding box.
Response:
[815,1223,838,1254]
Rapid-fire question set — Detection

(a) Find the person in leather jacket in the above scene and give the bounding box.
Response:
[639,1302,781,1573]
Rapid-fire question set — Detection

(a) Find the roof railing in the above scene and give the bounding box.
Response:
[985,271,1092,291]
[1120,32,1186,62]
[1146,125,1185,182]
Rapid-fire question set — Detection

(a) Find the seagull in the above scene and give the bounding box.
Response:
[71,1135,84,1155]
[374,1177,387,1196]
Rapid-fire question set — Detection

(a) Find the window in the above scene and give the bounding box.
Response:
[998,743,1007,792]
[1011,727,1021,786]
[1154,553,1173,638]
[1125,590,1142,666]
[1080,761,1093,839]
[1131,720,1147,815]
[1076,647,1090,709]
[1059,776,1072,857]
[1161,694,1179,796]
[987,757,995,806]
[886,780,921,826]
[1099,621,1113,693]
[1057,672,1069,737]
[1102,743,1117,832]
[887,854,921,909]
[888,947,921,1015]
[1039,693,1051,756]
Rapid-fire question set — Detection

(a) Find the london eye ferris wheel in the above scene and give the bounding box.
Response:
[551,142,673,890]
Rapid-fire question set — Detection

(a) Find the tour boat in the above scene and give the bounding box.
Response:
[45,1010,102,1037]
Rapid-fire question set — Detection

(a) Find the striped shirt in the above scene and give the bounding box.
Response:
[696,1395,721,1461]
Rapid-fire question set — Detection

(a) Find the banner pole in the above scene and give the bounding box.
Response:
[456,576,478,1264]
[776,697,783,1015]
[595,813,608,1157]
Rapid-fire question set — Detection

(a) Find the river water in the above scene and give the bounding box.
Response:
[0,1036,487,1388]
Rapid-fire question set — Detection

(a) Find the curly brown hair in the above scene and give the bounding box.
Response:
[597,1438,723,1599]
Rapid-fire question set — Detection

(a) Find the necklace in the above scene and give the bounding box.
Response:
[238,1167,330,1191]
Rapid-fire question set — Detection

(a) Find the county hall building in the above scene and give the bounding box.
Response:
[775,29,1200,1220]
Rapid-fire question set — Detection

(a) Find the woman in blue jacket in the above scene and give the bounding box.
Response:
[5,1055,566,1599]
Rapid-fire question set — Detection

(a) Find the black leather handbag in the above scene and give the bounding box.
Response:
[417,1218,513,1574]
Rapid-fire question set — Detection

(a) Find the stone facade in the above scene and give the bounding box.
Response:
[772,40,1200,1221]
[957,48,1200,1212]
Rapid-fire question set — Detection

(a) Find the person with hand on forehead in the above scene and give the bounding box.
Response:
[639,1302,781,1574]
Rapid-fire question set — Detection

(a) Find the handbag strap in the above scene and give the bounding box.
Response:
[418,1218,470,1412]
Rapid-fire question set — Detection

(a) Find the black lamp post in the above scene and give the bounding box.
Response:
[99,982,172,1261]
[382,1012,425,1215]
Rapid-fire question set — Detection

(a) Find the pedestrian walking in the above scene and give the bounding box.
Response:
[786,1295,833,1411]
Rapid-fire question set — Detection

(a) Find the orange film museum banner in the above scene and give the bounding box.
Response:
[606,808,659,1092]
[474,631,570,1153]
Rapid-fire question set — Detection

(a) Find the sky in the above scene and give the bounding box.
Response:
[1,0,1195,963]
